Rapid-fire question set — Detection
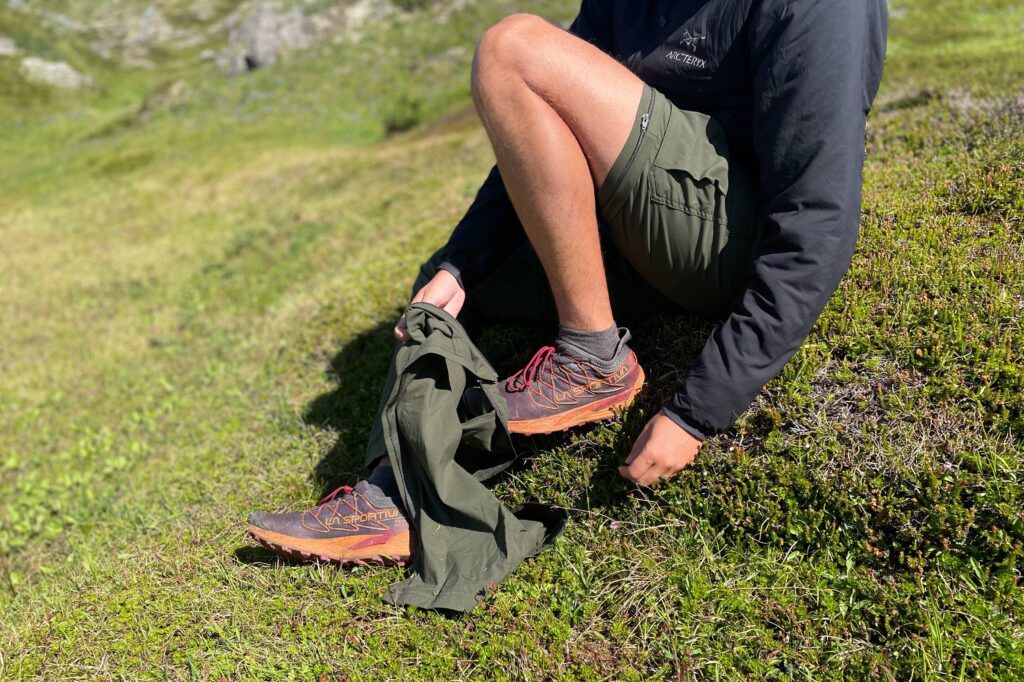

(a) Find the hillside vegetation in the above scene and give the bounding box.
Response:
[1,0,1022,679]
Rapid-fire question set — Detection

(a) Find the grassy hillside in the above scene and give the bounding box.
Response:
[1,0,1022,678]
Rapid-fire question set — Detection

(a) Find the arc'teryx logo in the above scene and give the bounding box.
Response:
[680,29,706,50]
[666,29,708,69]
[665,50,707,69]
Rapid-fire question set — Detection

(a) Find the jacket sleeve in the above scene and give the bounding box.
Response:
[662,0,888,440]
[437,1,614,289]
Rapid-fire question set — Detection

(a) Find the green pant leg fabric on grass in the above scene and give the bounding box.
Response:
[379,302,567,612]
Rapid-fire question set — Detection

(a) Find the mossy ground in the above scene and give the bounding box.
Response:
[1,0,1022,679]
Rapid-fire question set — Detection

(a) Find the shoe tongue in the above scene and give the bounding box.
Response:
[355,476,401,504]
[348,479,383,504]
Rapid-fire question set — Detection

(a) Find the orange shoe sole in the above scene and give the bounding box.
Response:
[247,525,414,567]
[507,365,646,436]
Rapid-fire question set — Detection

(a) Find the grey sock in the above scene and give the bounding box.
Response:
[557,324,620,361]
[556,325,631,372]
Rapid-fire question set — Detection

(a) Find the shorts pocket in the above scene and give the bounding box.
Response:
[649,165,724,225]
[648,110,741,230]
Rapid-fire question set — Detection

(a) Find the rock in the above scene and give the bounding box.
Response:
[213,0,394,74]
[0,36,20,57]
[20,56,92,89]
[343,0,393,27]
[89,5,204,67]
[337,0,393,40]
[126,6,178,51]
[218,1,315,74]
[188,0,221,23]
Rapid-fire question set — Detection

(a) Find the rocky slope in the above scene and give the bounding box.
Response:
[0,0,406,95]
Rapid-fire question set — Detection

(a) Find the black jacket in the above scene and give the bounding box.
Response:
[438,0,888,438]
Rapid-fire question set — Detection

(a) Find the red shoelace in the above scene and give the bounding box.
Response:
[316,484,354,508]
[508,346,556,392]
[297,484,357,529]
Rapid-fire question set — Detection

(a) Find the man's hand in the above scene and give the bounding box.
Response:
[618,411,701,486]
[394,270,466,342]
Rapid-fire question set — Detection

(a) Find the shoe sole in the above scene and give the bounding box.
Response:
[508,365,646,436]
[246,525,413,567]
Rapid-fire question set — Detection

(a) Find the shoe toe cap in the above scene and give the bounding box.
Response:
[246,511,270,530]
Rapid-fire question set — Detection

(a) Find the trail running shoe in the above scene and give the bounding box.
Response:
[246,480,414,566]
[502,338,645,435]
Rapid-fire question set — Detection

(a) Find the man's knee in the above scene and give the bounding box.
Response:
[471,13,550,103]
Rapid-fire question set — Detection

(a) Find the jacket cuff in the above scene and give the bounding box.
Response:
[437,260,465,290]
[660,403,708,442]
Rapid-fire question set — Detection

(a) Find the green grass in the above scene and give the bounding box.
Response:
[1,0,1022,678]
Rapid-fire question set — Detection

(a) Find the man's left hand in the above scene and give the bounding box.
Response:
[618,411,701,486]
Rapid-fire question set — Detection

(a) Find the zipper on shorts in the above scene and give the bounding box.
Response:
[606,94,655,201]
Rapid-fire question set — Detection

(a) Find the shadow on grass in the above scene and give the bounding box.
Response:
[233,545,282,566]
[302,320,399,497]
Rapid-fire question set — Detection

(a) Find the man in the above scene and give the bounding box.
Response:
[247,0,888,566]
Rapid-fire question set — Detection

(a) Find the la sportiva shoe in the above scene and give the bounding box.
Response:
[502,333,645,435]
[246,480,413,566]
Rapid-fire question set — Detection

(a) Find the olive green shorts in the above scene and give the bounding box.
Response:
[596,84,761,318]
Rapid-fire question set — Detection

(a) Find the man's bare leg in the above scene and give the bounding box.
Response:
[454,14,652,435]
[470,13,644,332]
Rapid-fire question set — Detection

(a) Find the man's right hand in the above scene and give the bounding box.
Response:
[394,269,466,342]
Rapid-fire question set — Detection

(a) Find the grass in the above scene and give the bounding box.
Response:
[1,0,1022,678]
